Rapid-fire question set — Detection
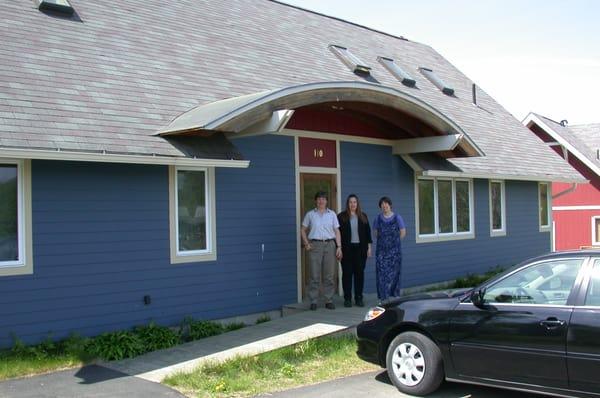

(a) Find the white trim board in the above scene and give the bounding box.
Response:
[281,129,585,183]
[168,166,217,264]
[0,159,33,277]
[553,205,600,211]
[281,128,393,146]
[421,169,584,184]
[0,147,250,168]
[294,134,342,302]
[592,216,600,246]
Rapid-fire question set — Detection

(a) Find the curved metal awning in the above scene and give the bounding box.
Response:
[159,81,484,157]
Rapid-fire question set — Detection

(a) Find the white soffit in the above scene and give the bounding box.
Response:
[238,109,295,136]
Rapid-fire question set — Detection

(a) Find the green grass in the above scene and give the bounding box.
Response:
[0,335,93,381]
[164,334,379,398]
[0,319,244,381]
[0,353,87,381]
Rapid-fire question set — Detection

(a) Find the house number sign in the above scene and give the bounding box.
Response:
[299,137,336,168]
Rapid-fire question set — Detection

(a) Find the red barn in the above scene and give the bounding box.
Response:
[524,113,600,250]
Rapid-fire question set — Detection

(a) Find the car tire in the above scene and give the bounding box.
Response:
[385,331,444,396]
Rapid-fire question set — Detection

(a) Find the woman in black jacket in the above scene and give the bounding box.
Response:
[337,194,372,307]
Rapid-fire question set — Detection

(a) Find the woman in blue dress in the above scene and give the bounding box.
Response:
[373,196,406,300]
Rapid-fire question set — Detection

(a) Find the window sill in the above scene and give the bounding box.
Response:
[490,230,506,237]
[170,251,217,264]
[416,233,475,244]
[0,262,33,277]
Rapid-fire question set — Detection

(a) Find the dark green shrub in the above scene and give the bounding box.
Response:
[86,331,144,360]
[224,322,245,332]
[134,322,180,351]
[59,333,92,360]
[451,266,505,288]
[10,334,61,359]
[10,335,38,358]
[182,318,224,341]
[256,314,270,324]
[190,320,224,340]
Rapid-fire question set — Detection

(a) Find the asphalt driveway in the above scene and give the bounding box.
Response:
[0,365,184,398]
[264,370,542,398]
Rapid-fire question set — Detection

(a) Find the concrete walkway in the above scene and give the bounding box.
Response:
[103,294,378,383]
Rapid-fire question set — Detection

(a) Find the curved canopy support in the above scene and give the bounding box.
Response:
[159,81,483,157]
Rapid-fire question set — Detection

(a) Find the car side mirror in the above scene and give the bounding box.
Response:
[471,288,487,308]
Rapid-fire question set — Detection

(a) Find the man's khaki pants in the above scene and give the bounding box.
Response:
[308,240,335,304]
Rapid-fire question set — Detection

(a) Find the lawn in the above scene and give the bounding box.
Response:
[164,334,379,397]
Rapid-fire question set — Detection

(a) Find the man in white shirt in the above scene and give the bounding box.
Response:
[301,191,342,310]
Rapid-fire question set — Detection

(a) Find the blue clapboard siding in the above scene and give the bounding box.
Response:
[0,134,296,347]
[340,141,551,294]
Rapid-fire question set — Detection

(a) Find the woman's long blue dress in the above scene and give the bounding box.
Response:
[375,214,403,300]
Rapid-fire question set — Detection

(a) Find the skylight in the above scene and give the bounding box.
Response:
[35,0,75,15]
[377,57,416,87]
[418,67,454,96]
[329,45,371,75]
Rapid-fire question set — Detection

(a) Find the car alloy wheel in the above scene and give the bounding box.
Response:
[386,332,444,395]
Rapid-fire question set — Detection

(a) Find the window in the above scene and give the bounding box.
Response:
[539,182,551,231]
[584,259,600,306]
[490,180,506,236]
[592,217,600,246]
[416,177,473,242]
[484,258,583,305]
[169,166,216,263]
[0,159,32,276]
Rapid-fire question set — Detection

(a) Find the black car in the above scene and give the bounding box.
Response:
[356,250,600,397]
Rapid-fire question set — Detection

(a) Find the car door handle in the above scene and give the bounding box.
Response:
[539,318,565,329]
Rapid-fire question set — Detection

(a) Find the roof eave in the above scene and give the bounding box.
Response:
[0,147,250,168]
[421,169,588,184]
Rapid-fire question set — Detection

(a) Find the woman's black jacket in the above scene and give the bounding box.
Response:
[337,212,372,260]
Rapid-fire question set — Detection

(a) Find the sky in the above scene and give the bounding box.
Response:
[282,0,600,125]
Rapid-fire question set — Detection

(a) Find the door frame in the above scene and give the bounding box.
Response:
[295,136,341,302]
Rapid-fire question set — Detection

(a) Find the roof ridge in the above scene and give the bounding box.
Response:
[533,112,564,127]
[267,0,410,43]
[571,122,600,127]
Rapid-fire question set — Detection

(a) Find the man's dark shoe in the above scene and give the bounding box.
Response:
[325,302,335,310]
[310,303,317,311]
[355,298,364,307]
[344,300,352,307]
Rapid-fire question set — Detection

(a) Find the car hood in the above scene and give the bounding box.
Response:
[380,288,473,308]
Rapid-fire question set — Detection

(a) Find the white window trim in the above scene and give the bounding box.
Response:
[0,159,33,276]
[415,176,475,243]
[169,165,217,264]
[592,216,600,246]
[489,180,506,237]
[539,182,552,232]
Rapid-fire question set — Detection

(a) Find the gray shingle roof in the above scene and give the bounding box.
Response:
[570,123,600,155]
[0,0,583,181]
[532,113,600,173]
